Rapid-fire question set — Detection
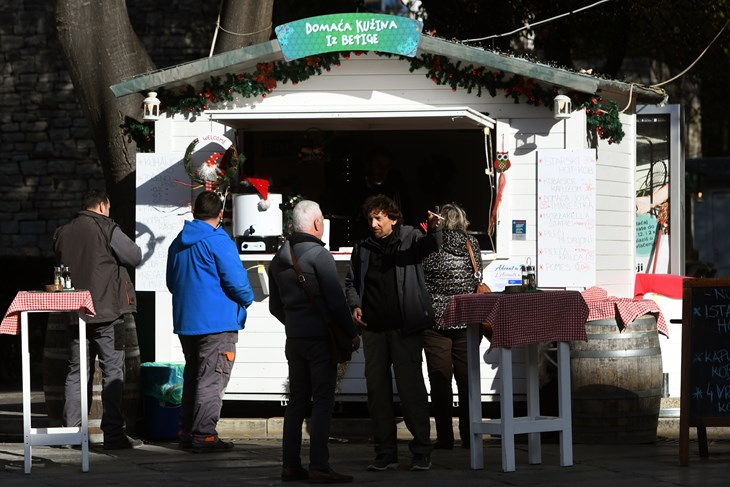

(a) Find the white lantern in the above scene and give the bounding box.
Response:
[553,94,572,119]
[143,91,161,120]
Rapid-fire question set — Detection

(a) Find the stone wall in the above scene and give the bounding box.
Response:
[0,1,219,259]
[0,1,223,388]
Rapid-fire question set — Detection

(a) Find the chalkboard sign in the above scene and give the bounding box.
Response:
[679,277,730,465]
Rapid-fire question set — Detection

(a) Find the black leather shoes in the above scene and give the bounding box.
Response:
[281,465,309,481]
[433,440,454,450]
[103,435,143,450]
[308,467,354,484]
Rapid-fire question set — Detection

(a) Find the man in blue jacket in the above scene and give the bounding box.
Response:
[345,195,442,472]
[166,191,254,453]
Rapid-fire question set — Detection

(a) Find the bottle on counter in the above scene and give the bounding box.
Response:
[527,265,536,290]
[62,266,73,290]
[521,265,528,289]
[53,266,62,288]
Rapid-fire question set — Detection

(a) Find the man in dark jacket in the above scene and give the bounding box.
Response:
[345,194,442,472]
[54,189,142,449]
[269,200,360,484]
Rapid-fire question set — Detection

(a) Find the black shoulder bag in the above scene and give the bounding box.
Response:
[289,244,353,364]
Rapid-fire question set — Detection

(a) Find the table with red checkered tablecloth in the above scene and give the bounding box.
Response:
[1,290,95,335]
[438,290,589,472]
[1,290,95,474]
[580,286,668,337]
[439,290,589,346]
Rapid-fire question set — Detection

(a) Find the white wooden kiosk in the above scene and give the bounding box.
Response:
[112,18,667,412]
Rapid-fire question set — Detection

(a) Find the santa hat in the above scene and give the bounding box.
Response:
[245,176,271,210]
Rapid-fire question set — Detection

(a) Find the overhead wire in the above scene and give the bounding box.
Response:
[649,16,730,88]
[461,0,614,44]
[209,0,272,57]
[456,1,729,99]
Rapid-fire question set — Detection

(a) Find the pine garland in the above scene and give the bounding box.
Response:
[578,96,625,145]
[123,50,625,147]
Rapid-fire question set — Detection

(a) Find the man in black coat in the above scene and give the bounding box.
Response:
[345,194,442,472]
[269,199,360,484]
[54,189,142,449]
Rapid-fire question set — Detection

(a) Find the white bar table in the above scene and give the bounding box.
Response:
[440,291,589,472]
[1,290,96,474]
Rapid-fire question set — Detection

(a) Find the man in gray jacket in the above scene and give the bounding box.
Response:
[345,194,442,472]
[269,200,360,483]
[54,189,142,449]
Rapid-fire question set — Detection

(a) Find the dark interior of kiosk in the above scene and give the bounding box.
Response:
[239,129,495,251]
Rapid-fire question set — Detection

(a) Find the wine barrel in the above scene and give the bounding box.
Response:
[121,313,142,436]
[42,312,143,442]
[570,314,662,444]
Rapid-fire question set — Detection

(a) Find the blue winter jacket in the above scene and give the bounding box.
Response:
[166,219,254,336]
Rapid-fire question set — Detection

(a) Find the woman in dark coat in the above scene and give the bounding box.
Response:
[422,202,483,449]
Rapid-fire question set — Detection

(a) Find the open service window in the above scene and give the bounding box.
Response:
[209,108,497,252]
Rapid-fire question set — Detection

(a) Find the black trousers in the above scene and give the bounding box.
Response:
[422,327,472,445]
[64,316,126,442]
[362,329,431,458]
[178,331,237,441]
[283,337,337,471]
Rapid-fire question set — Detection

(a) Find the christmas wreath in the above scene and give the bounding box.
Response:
[182,137,245,192]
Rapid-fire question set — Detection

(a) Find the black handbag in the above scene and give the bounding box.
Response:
[289,244,353,364]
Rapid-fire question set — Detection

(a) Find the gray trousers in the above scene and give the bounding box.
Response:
[362,329,432,458]
[178,331,237,441]
[64,317,126,442]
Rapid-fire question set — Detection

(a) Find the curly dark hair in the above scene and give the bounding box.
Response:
[362,194,402,224]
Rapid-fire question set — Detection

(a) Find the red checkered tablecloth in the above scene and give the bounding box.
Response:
[0,290,95,335]
[581,286,668,337]
[439,290,589,348]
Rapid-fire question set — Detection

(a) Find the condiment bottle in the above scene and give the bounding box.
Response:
[521,265,528,288]
[527,265,536,290]
[63,266,72,290]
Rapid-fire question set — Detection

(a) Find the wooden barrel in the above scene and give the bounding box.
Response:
[42,312,143,442]
[570,314,662,444]
[121,313,142,436]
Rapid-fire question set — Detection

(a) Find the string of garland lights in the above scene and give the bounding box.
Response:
[122,50,625,150]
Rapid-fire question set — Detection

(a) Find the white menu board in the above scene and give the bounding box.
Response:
[537,149,596,288]
[136,153,193,291]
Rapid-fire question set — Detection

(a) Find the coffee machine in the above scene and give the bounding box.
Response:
[232,193,284,253]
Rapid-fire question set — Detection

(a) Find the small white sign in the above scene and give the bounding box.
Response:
[484,260,524,292]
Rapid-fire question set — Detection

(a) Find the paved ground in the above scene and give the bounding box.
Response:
[3,436,730,486]
[2,390,730,486]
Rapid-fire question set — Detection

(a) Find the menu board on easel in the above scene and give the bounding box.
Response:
[136,153,193,292]
[679,278,730,465]
[536,149,596,288]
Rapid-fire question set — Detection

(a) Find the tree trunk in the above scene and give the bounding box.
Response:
[214,0,275,54]
[55,0,156,236]
[55,0,275,236]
